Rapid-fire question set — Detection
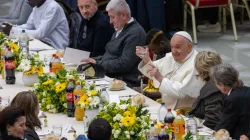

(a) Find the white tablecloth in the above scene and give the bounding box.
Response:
[0,39,213,139]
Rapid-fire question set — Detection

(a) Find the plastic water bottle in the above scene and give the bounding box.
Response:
[186,115,197,137]
[148,124,158,140]
[18,30,29,58]
[158,102,167,123]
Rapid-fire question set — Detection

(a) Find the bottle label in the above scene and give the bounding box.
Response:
[5,60,16,69]
[174,125,185,134]
[66,92,74,101]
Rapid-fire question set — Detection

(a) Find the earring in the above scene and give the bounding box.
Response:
[7,130,11,135]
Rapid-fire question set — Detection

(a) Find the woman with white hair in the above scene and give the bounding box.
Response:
[212,64,249,140]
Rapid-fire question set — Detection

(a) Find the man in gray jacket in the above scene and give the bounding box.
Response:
[82,0,146,88]
[0,0,32,25]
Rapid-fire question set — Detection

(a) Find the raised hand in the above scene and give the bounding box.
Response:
[136,46,150,64]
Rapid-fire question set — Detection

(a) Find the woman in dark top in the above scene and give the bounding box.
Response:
[189,51,225,130]
[0,106,27,140]
[11,91,41,140]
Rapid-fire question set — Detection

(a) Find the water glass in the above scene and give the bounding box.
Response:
[52,124,62,137]
[44,54,52,66]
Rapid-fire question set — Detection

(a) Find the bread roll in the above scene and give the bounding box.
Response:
[110,80,124,89]
[214,129,230,140]
[133,94,145,105]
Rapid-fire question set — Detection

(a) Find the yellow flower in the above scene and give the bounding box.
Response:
[127,106,137,114]
[123,111,136,118]
[113,122,119,129]
[24,69,32,75]
[9,42,19,52]
[89,90,98,96]
[43,80,53,85]
[79,94,89,105]
[122,117,135,127]
[56,83,66,93]
[36,65,44,75]
[30,66,36,73]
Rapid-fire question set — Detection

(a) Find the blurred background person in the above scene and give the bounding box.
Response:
[11,91,41,140]
[0,106,27,140]
[189,51,225,130]
[0,0,32,25]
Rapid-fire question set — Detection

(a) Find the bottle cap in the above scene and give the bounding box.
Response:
[8,48,11,51]
[76,81,80,85]
[55,55,59,59]
[176,111,181,115]
[153,120,157,124]
[52,54,56,57]
[151,124,154,127]
[168,109,171,112]
[161,102,165,105]
[161,125,165,128]
[69,78,73,82]
[22,30,25,33]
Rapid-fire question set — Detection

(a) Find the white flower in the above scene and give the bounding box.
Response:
[48,109,53,113]
[42,99,45,103]
[42,91,47,96]
[33,83,39,90]
[125,131,129,135]
[66,74,73,79]
[130,131,134,135]
[52,108,57,113]
[115,130,120,135]
[92,96,100,105]
[55,82,60,86]
[112,129,115,134]
[20,59,31,71]
[50,105,54,109]
[46,105,51,110]
[63,103,67,108]
[119,123,123,127]
[126,135,130,139]
[88,97,93,102]
[114,134,118,138]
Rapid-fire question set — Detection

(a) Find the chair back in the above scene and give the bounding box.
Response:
[190,0,230,8]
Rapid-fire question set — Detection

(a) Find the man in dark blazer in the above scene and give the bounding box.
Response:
[211,64,250,140]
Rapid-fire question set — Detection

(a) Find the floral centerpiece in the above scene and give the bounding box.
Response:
[17,53,44,86]
[34,69,86,113]
[97,99,151,140]
[78,84,102,110]
[0,32,23,76]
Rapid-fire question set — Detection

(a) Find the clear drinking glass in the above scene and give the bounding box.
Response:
[52,124,62,137]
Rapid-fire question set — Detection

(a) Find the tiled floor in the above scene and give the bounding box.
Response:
[1,0,250,85]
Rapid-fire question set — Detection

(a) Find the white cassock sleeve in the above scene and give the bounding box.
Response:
[159,67,200,99]
[138,59,202,99]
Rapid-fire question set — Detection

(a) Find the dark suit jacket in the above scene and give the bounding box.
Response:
[215,86,250,140]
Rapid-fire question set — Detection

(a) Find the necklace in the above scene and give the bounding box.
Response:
[165,51,194,79]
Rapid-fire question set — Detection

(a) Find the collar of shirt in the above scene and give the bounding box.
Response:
[115,17,134,38]
[228,89,232,96]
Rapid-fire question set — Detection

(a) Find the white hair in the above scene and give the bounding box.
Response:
[106,0,131,17]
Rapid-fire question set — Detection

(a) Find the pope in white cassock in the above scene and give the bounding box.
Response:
[136,31,204,109]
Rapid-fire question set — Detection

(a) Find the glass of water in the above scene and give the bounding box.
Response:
[44,54,52,66]
[52,124,62,137]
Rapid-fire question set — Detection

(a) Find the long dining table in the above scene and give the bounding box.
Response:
[0,39,213,140]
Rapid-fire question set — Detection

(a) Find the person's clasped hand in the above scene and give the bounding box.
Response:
[81,58,96,64]
[147,64,163,83]
[1,23,13,35]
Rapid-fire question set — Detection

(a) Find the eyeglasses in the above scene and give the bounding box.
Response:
[82,25,87,39]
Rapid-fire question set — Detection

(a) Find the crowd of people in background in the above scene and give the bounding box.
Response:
[0,0,250,139]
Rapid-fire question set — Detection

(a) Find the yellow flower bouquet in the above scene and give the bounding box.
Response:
[33,69,86,113]
[18,53,44,75]
[0,32,23,74]
[97,99,151,140]
[78,84,102,110]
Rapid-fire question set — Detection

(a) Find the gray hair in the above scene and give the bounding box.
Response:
[106,0,131,17]
[211,64,243,87]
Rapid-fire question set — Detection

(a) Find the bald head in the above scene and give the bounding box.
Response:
[170,34,193,62]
